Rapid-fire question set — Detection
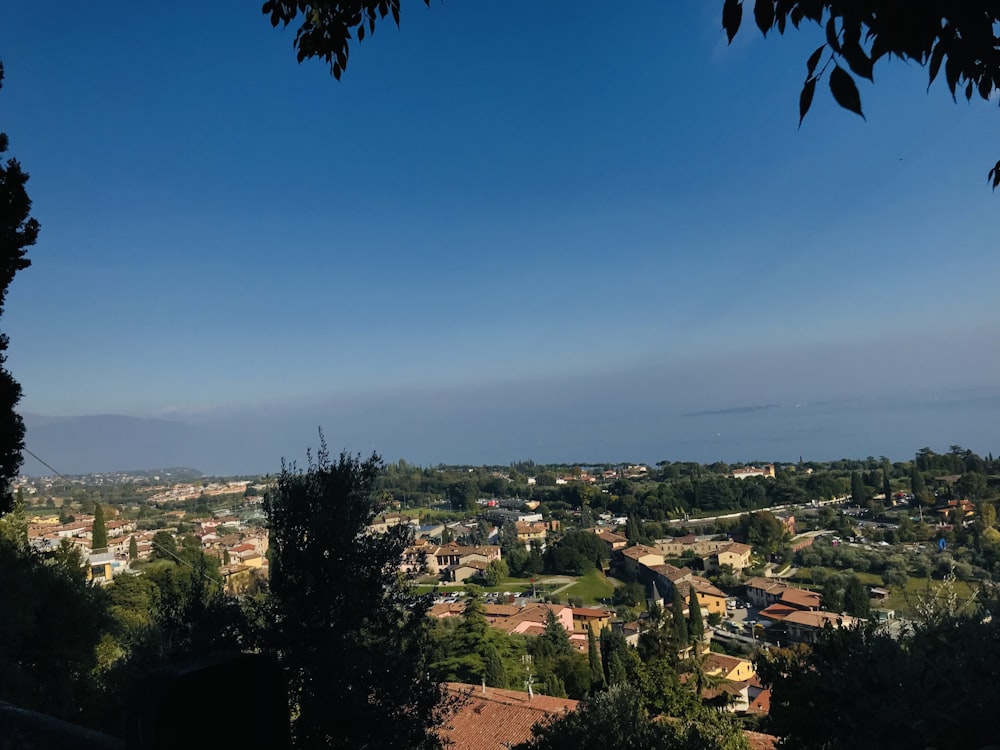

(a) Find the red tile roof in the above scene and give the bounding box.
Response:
[439,683,578,750]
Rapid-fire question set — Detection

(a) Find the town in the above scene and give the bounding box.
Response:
[5,445,997,749]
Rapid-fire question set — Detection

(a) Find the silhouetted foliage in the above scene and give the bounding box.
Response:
[0,63,39,510]
[721,1,1000,187]
[261,440,446,750]
[0,536,109,724]
[262,0,432,80]
[757,594,1000,749]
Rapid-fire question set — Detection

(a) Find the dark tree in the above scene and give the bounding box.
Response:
[0,63,40,511]
[721,1,1000,187]
[850,471,866,506]
[687,588,704,642]
[586,626,604,692]
[91,503,108,551]
[671,586,688,646]
[128,535,138,561]
[842,574,871,618]
[262,441,446,750]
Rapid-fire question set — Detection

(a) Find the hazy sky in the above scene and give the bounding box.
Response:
[3,2,998,471]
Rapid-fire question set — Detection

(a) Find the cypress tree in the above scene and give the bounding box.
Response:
[91,503,107,550]
[911,465,926,496]
[851,471,866,505]
[671,586,688,645]
[587,626,604,691]
[687,588,704,642]
[483,641,504,688]
[128,535,138,561]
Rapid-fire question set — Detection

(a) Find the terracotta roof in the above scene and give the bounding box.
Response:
[648,563,692,581]
[745,730,779,750]
[747,689,771,715]
[778,588,822,610]
[621,544,663,562]
[439,683,578,750]
[758,603,799,622]
[703,652,751,675]
[571,607,612,618]
[784,610,857,629]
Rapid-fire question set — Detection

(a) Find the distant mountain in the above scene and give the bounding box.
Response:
[21,413,200,476]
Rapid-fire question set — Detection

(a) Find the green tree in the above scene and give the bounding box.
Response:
[671,586,688,647]
[482,557,509,587]
[687,588,704,642]
[150,530,178,561]
[261,442,446,750]
[128,535,138,561]
[91,503,108,550]
[850,471,866,506]
[758,599,1000,750]
[910,464,926,496]
[586,626,604,692]
[882,469,892,502]
[842,575,871,618]
[0,63,39,511]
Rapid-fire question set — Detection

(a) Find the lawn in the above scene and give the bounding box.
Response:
[786,567,979,618]
[562,568,617,605]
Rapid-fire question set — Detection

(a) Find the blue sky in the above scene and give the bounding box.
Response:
[3,2,999,472]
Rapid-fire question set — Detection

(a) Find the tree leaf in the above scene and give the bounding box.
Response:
[841,40,873,81]
[799,77,817,126]
[754,0,775,35]
[989,160,1000,190]
[806,45,824,79]
[945,55,960,100]
[927,42,945,88]
[722,0,743,43]
[829,66,864,118]
[825,17,841,53]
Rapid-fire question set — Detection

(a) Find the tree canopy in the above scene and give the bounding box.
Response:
[0,62,39,510]
[261,440,447,750]
[263,2,1000,187]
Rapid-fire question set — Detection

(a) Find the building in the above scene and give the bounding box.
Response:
[437,683,578,750]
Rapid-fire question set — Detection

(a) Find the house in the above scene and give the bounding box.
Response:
[484,603,581,647]
[703,653,756,683]
[593,529,628,553]
[515,521,548,546]
[87,551,116,584]
[619,544,665,580]
[728,464,776,480]
[783,611,858,644]
[744,577,821,611]
[368,513,420,534]
[220,563,254,595]
[433,543,501,582]
[437,683,578,750]
[675,577,728,618]
[706,542,752,572]
[570,607,613,634]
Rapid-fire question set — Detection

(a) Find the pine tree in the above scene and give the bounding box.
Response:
[883,469,892,502]
[128,535,138,561]
[263,443,445,750]
[91,503,107,550]
[687,588,704,642]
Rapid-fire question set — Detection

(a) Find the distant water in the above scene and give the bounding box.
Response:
[666,394,1000,462]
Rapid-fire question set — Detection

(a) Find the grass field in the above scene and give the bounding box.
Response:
[563,569,618,605]
[790,567,979,617]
